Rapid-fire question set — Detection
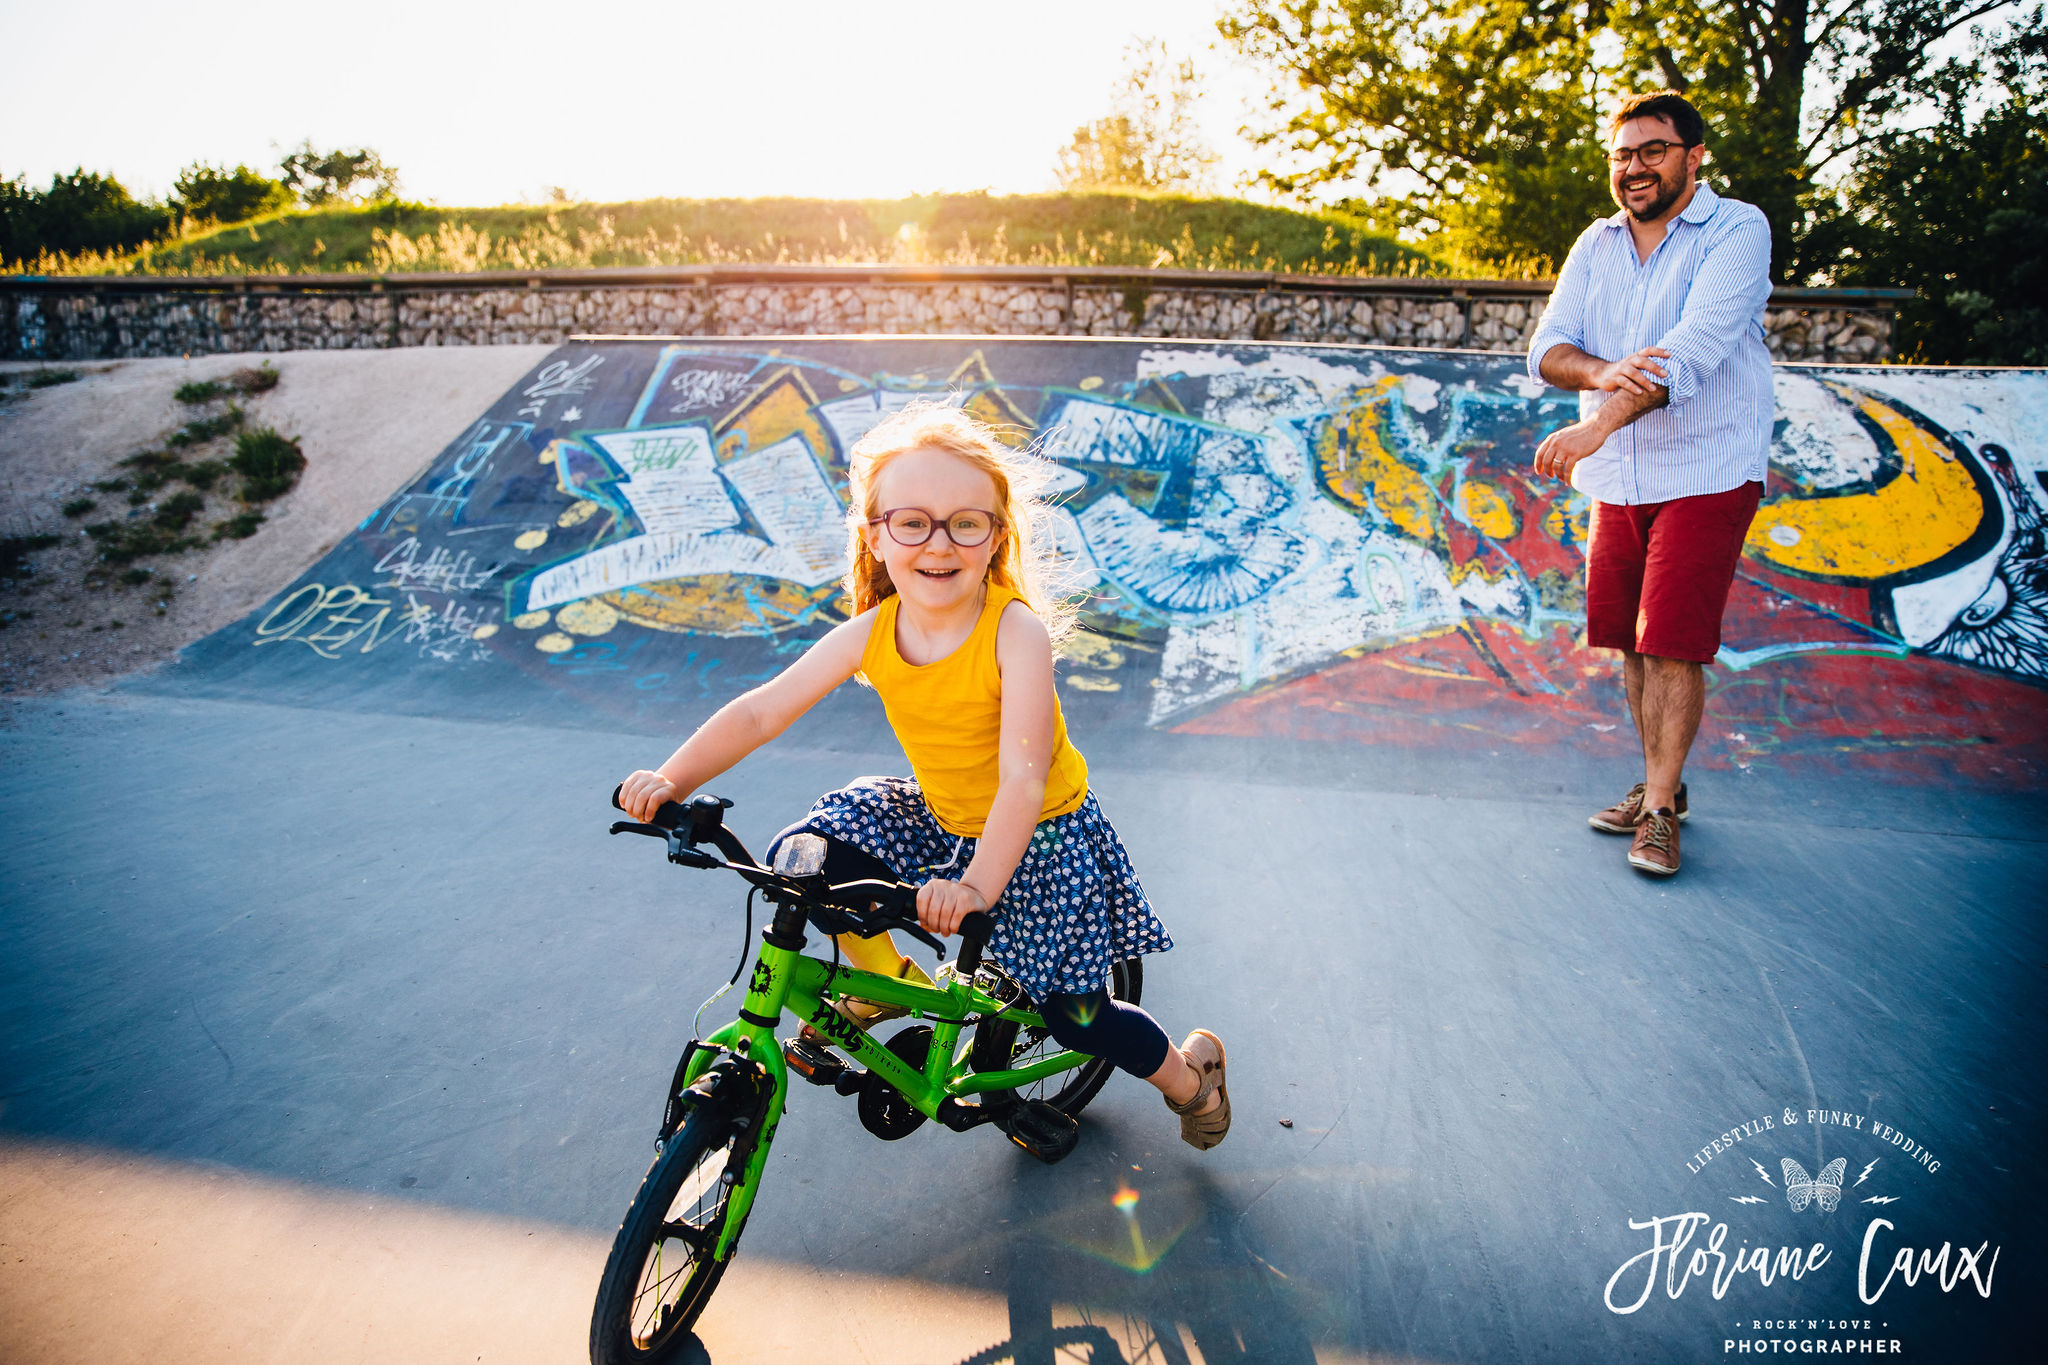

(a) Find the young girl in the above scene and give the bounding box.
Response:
[617,403,1229,1149]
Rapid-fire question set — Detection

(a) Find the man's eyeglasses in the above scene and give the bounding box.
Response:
[1609,139,1692,169]
[868,507,1001,549]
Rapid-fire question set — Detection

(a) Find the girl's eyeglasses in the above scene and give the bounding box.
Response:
[869,507,1001,549]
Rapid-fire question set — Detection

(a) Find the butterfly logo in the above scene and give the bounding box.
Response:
[1781,1157,1847,1213]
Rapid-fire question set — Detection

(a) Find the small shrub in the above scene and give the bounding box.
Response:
[231,362,280,393]
[24,369,80,389]
[62,497,97,518]
[155,490,205,530]
[127,487,151,506]
[120,567,154,585]
[83,520,201,565]
[1,533,62,577]
[174,379,230,404]
[91,477,129,493]
[212,510,265,540]
[231,427,305,501]
[167,404,245,447]
[181,459,228,491]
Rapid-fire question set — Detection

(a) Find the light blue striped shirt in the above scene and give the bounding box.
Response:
[1526,183,1774,505]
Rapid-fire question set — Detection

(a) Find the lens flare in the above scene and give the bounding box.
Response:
[1111,1185,1140,1213]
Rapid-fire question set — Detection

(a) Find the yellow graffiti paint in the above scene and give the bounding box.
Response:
[603,577,842,639]
[555,598,619,637]
[1316,380,1436,542]
[1543,497,1591,550]
[534,632,574,653]
[1747,387,1983,580]
[1079,376,1104,391]
[1060,632,1127,671]
[715,369,831,467]
[513,529,548,551]
[511,610,550,630]
[471,623,499,640]
[556,501,598,529]
[1459,480,1518,539]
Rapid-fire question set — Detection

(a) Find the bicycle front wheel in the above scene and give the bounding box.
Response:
[588,1101,744,1365]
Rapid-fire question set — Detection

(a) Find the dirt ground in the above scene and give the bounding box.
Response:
[0,346,551,701]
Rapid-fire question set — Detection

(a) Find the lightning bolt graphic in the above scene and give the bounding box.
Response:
[1863,1195,1900,1205]
[1855,1159,1879,1186]
[1751,1159,1775,1186]
[1730,1195,1768,1205]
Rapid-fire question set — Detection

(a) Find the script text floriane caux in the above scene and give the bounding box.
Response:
[1605,1214,1999,1313]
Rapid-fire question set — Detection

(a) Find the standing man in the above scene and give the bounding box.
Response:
[1527,90,1773,877]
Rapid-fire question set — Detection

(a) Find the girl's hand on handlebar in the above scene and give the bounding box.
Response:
[916,879,988,936]
[618,770,677,822]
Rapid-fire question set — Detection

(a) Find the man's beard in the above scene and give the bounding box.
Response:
[1614,167,1685,222]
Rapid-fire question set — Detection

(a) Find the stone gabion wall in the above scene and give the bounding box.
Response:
[1765,306,1892,362]
[1,273,1896,362]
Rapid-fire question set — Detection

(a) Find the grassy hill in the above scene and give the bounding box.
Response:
[14,191,1472,278]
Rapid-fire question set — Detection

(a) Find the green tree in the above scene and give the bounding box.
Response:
[1056,41,1219,190]
[0,168,170,264]
[278,141,400,207]
[1221,0,1611,269]
[1221,0,2046,278]
[1813,75,2047,361]
[173,162,293,225]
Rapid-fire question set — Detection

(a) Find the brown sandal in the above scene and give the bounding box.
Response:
[1165,1029,1230,1150]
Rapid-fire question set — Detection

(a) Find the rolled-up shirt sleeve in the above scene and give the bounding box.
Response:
[1526,224,1598,385]
[1652,209,1772,409]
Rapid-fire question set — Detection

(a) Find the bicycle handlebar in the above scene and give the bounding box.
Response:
[608,785,994,967]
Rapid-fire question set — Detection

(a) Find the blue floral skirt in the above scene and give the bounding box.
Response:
[791,776,1172,999]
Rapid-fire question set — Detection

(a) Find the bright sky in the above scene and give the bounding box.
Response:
[3,0,1278,205]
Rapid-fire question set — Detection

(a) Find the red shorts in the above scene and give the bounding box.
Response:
[1585,481,1762,663]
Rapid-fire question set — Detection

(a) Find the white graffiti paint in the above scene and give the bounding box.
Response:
[526,427,844,610]
[518,355,605,419]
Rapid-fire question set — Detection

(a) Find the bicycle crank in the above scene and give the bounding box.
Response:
[856,1026,932,1140]
[1000,1099,1079,1164]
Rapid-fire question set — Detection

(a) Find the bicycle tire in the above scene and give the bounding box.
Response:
[970,957,1142,1118]
[588,1100,744,1365]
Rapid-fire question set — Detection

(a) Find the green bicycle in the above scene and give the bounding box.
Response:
[588,791,1143,1365]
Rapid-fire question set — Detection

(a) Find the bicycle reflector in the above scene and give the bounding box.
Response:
[773,833,827,877]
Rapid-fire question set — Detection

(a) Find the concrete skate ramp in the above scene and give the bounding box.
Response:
[164,337,2048,781]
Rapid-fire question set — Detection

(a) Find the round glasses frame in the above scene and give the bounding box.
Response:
[867,507,1003,549]
[1608,139,1693,169]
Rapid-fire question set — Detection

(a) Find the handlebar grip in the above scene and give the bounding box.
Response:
[955,911,995,976]
[610,783,689,830]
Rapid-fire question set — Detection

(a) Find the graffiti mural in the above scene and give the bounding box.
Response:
[177,339,2048,779]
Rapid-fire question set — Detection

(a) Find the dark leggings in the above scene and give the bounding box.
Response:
[769,823,1174,1080]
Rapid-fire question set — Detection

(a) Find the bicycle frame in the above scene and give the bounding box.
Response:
[680,936,1093,1258]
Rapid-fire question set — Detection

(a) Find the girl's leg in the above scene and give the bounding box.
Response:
[1039,990,1221,1115]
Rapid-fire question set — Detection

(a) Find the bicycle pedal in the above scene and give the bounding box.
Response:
[1000,1099,1079,1164]
[782,1037,852,1088]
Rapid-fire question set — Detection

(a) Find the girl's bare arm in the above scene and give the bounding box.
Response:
[618,611,875,821]
[921,602,1055,934]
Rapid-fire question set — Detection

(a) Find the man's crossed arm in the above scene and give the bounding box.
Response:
[1532,343,1672,482]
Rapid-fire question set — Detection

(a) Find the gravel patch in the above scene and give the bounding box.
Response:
[0,347,551,703]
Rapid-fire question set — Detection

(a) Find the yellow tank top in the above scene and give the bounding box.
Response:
[859,584,1089,837]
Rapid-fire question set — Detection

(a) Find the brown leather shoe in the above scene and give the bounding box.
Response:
[1590,782,1689,833]
[1166,1029,1231,1150]
[1628,808,1682,875]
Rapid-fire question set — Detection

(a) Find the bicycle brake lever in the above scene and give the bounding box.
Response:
[610,820,667,838]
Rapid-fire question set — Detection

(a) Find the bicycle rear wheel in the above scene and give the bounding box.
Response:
[589,1101,743,1364]
[970,957,1142,1118]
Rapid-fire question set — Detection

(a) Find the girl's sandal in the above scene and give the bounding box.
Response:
[1165,1029,1231,1150]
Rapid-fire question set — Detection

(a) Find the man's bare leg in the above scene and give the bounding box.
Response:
[1630,651,1704,811]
